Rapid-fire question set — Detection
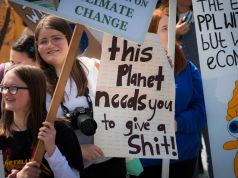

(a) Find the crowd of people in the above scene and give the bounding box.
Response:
[0,0,212,178]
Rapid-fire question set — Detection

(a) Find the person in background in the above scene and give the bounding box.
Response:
[176,0,199,69]
[0,0,26,63]
[0,32,38,79]
[131,2,206,178]
[0,32,38,116]
[9,32,38,66]
[0,65,84,178]
[176,0,213,177]
[34,15,126,178]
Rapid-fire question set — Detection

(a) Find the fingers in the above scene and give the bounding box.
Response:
[17,161,41,178]
[41,121,55,130]
[38,122,55,138]
[176,20,190,36]
[38,122,56,156]
[81,144,104,161]
[26,161,40,168]
[94,145,104,157]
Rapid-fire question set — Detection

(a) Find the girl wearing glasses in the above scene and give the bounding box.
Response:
[34,15,126,178]
[0,65,84,178]
[0,32,39,124]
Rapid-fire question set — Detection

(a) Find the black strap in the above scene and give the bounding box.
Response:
[85,88,93,112]
[0,6,11,50]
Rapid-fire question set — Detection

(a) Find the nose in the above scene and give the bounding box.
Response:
[45,39,54,47]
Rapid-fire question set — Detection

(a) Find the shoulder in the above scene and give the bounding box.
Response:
[0,62,11,72]
[77,56,99,93]
[0,63,6,71]
[77,56,100,71]
[187,60,199,71]
[181,60,200,75]
[177,60,202,80]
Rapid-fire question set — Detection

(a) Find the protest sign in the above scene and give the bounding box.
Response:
[94,33,177,159]
[9,1,102,59]
[193,0,238,177]
[10,0,157,44]
[193,0,238,79]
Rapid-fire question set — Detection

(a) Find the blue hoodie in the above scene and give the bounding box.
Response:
[141,61,207,167]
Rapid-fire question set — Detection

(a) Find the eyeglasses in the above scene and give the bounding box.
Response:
[0,85,29,95]
[36,35,66,47]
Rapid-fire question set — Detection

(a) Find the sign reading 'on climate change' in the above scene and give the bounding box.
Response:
[11,0,157,44]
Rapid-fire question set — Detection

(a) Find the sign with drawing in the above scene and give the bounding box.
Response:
[10,0,157,44]
[193,0,238,177]
[94,33,178,159]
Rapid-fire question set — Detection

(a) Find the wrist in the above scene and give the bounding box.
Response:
[47,145,56,157]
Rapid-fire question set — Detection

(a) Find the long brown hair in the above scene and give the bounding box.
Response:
[0,65,47,146]
[34,15,88,97]
[148,3,186,75]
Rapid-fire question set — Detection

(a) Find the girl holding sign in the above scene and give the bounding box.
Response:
[131,2,207,178]
[34,15,127,178]
[0,65,84,178]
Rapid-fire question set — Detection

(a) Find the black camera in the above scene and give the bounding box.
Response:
[65,107,97,136]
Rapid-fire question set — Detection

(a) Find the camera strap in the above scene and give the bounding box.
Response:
[60,87,93,117]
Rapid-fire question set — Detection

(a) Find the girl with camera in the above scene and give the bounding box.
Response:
[34,15,127,178]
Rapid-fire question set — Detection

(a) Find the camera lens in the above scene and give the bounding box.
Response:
[76,114,97,136]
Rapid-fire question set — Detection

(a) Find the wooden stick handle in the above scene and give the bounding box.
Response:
[33,24,84,163]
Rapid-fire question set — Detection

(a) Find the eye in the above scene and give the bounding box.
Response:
[227,117,238,138]
[38,39,48,46]
[9,86,18,94]
[10,61,15,65]
[160,25,168,31]
[52,36,64,44]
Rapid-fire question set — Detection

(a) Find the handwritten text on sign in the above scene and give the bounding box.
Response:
[193,0,238,78]
[94,33,178,159]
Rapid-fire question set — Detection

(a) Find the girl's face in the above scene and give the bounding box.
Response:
[157,15,169,50]
[10,50,36,66]
[2,71,30,113]
[37,28,69,71]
